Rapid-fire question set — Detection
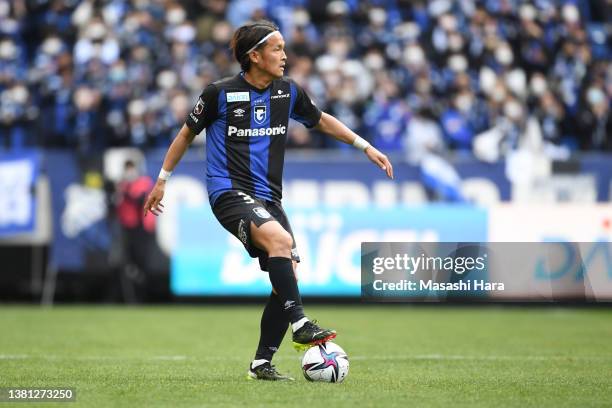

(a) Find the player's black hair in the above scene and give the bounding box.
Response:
[230,20,279,72]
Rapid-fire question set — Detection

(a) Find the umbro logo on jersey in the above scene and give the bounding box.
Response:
[254,105,266,124]
[233,108,245,117]
[226,92,250,102]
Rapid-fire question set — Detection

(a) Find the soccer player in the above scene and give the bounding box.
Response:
[143,20,393,381]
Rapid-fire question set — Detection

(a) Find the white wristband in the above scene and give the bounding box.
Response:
[158,169,172,181]
[352,136,370,151]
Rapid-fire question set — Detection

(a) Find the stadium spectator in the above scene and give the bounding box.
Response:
[112,159,156,302]
[0,0,608,157]
[403,105,444,165]
[577,81,611,150]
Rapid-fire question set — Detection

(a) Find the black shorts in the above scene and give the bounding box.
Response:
[211,190,300,271]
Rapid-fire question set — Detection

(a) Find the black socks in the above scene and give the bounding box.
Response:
[254,292,289,362]
[254,257,305,362]
[266,257,305,323]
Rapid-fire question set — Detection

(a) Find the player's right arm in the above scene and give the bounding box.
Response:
[143,84,219,216]
[143,124,196,216]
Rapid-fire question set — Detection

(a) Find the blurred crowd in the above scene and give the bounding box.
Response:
[0,0,610,159]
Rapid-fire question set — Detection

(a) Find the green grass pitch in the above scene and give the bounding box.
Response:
[1,305,611,407]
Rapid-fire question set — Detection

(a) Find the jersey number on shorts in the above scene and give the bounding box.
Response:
[237,192,255,204]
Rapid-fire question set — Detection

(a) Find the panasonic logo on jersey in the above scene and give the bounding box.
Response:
[228,125,286,137]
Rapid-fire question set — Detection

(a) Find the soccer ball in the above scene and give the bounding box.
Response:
[301,342,349,383]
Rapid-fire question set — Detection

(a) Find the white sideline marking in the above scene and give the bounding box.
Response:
[151,356,188,361]
[344,355,612,361]
[0,355,189,361]
[1,354,611,362]
[0,354,29,360]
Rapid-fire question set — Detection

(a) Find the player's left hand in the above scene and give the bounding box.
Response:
[365,146,394,179]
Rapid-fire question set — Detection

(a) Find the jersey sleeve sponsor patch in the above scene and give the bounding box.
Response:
[193,98,204,115]
[185,84,219,134]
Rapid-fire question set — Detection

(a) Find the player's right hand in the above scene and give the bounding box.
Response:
[143,180,166,217]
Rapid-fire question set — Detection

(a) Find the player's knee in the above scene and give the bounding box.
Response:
[268,231,293,256]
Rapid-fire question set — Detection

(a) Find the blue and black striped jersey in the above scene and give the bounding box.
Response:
[185,73,322,205]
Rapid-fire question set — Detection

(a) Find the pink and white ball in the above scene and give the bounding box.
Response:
[301,342,349,383]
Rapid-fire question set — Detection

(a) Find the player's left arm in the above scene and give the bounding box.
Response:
[315,112,394,179]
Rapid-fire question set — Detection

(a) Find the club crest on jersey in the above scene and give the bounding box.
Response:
[253,207,271,219]
[254,105,267,124]
[193,98,204,115]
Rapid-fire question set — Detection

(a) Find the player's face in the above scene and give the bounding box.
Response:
[256,33,287,78]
